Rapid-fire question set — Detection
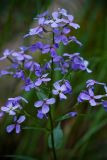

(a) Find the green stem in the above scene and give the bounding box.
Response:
[48,32,57,160]
[49,110,57,160]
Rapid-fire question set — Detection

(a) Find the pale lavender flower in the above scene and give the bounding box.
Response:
[63,80,72,94]
[24,16,47,37]
[86,79,106,88]
[54,80,72,94]
[35,73,51,87]
[1,101,21,115]
[30,42,44,52]
[54,27,70,45]
[57,59,69,74]
[53,55,62,62]
[69,36,83,47]
[0,49,13,61]
[64,53,92,73]
[23,78,35,91]
[34,98,55,115]
[78,88,104,106]
[0,70,13,77]
[52,81,67,99]
[13,70,25,80]
[37,110,44,119]
[6,115,26,133]
[12,50,32,62]
[1,96,28,115]
[36,10,49,18]
[41,44,59,57]
[24,61,42,77]
[8,96,28,103]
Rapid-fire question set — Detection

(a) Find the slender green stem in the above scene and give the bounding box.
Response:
[48,32,57,160]
[49,110,57,160]
[48,56,57,160]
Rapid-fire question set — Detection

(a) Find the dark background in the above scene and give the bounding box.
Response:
[0,0,107,159]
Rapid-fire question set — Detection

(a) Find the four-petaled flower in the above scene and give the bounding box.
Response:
[1,96,28,115]
[34,98,56,116]
[78,88,104,106]
[35,73,51,87]
[6,115,26,133]
[54,27,70,45]
[52,81,67,99]
[0,49,13,61]
[64,53,92,73]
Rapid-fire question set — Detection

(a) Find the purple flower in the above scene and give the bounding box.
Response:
[64,53,92,73]
[12,50,32,62]
[23,78,35,91]
[30,42,59,57]
[1,101,21,115]
[36,10,49,18]
[37,110,44,119]
[54,27,70,45]
[86,79,106,88]
[0,70,13,77]
[8,96,28,103]
[52,81,67,99]
[35,73,51,87]
[78,88,103,106]
[13,70,25,80]
[69,36,83,47]
[24,16,47,37]
[0,49,13,61]
[68,111,77,117]
[30,42,43,53]
[102,101,107,111]
[45,8,80,29]
[63,80,72,94]
[54,58,69,74]
[41,44,59,57]
[6,115,26,133]
[34,98,55,115]
[1,96,28,115]
[24,61,42,77]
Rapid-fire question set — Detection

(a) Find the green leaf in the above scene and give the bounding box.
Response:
[48,123,64,149]
[56,112,77,122]
[22,126,49,133]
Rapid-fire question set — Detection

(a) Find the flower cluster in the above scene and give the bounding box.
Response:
[0,8,106,134]
[78,79,107,110]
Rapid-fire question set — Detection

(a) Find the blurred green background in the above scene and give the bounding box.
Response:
[0,0,107,159]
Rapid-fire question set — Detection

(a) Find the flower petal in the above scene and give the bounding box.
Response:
[46,98,56,105]
[52,89,59,95]
[59,93,67,99]
[53,82,61,90]
[89,88,94,97]
[37,110,44,119]
[89,99,96,106]
[42,104,49,114]
[34,100,43,107]
[79,92,90,100]
[35,79,42,86]
[1,106,9,112]
[6,124,15,133]
[17,115,26,124]
[16,124,21,134]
